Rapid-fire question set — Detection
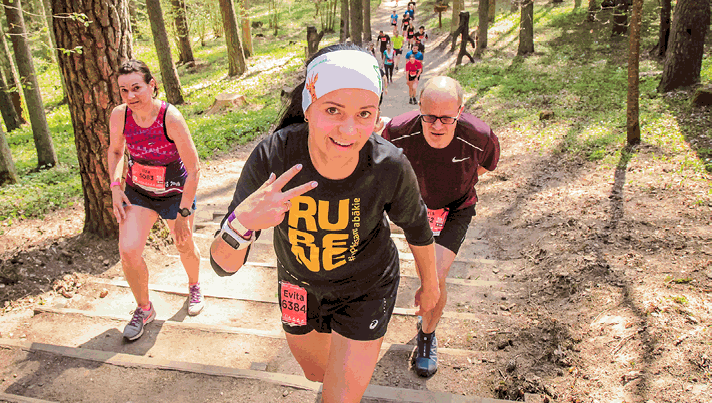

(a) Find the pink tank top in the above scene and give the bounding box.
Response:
[123,101,187,197]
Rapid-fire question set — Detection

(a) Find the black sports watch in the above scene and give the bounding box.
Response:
[179,207,193,217]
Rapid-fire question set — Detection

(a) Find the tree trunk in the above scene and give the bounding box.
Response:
[517,0,534,56]
[626,0,643,145]
[654,0,671,59]
[477,0,489,54]
[658,0,711,92]
[0,123,18,185]
[3,0,57,168]
[241,0,253,57]
[0,12,25,124]
[451,0,464,34]
[0,69,21,131]
[340,0,349,42]
[452,11,475,65]
[41,0,69,102]
[218,0,247,76]
[171,0,195,64]
[362,0,371,42]
[51,0,132,237]
[488,0,496,23]
[128,0,138,30]
[307,26,325,58]
[145,0,184,104]
[349,0,362,46]
[611,0,628,36]
[587,0,597,22]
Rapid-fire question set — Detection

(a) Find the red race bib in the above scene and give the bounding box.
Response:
[132,163,166,191]
[280,281,307,326]
[427,208,449,236]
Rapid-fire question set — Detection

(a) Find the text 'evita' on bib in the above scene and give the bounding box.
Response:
[280,281,307,326]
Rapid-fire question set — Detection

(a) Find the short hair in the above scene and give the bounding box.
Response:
[118,60,159,98]
[419,77,464,106]
[419,26,425,29]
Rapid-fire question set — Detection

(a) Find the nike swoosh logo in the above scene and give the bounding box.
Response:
[452,157,470,163]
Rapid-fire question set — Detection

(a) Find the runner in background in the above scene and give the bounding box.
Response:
[107,60,204,341]
[383,43,395,84]
[381,76,501,378]
[392,30,405,71]
[376,30,391,66]
[404,53,422,104]
[390,10,398,29]
[210,44,440,403]
[416,26,429,50]
[401,10,412,35]
[406,26,416,50]
[405,46,424,62]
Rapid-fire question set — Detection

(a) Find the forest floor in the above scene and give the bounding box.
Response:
[1,1,711,402]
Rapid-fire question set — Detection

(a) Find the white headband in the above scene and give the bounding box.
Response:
[302,50,383,114]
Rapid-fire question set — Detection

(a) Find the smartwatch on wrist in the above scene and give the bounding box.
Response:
[179,207,193,217]
[219,211,254,250]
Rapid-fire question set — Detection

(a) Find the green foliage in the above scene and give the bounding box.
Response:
[452,1,711,171]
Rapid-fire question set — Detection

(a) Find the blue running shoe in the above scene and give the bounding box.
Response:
[414,329,438,377]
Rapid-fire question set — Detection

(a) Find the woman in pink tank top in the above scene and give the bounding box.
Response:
[107,60,203,341]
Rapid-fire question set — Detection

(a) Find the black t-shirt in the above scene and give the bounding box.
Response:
[382,111,500,211]
[224,123,433,299]
[377,34,390,51]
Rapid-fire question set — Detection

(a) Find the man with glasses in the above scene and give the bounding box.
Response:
[381,76,500,378]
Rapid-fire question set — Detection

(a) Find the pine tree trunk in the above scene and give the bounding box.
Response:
[477,0,489,54]
[655,0,671,59]
[658,0,711,92]
[587,0,597,22]
[340,0,349,42]
[517,0,534,56]
[611,0,628,36]
[0,11,26,124]
[241,0,253,57]
[626,0,643,145]
[171,0,194,64]
[0,69,21,131]
[41,0,69,102]
[2,0,57,168]
[218,0,247,76]
[51,0,133,237]
[451,0,463,34]
[145,0,184,104]
[0,120,18,185]
[362,0,371,42]
[349,0,362,46]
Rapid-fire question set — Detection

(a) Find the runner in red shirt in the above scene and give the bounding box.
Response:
[382,76,501,378]
[404,54,422,104]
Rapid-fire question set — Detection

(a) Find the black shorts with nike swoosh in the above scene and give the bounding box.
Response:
[435,205,476,254]
[279,275,399,341]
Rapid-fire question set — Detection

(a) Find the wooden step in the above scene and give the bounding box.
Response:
[0,339,515,402]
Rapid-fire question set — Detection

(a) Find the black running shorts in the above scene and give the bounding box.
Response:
[434,205,476,254]
[279,277,399,341]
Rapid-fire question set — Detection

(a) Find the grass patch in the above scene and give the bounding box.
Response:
[452,0,711,173]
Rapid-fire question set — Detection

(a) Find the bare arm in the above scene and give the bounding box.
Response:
[477,165,488,176]
[108,105,131,223]
[409,242,440,315]
[209,165,318,275]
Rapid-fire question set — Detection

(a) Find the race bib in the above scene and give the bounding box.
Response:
[427,208,449,236]
[280,281,307,326]
[409,70,418,76]
[132,163,166,191]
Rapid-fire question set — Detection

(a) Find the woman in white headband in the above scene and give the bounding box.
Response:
[210,44,439,403]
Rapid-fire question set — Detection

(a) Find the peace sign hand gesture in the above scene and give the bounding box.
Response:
[233,164,318,231]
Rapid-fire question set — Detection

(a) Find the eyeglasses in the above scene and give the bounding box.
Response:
[420,114,459,125]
